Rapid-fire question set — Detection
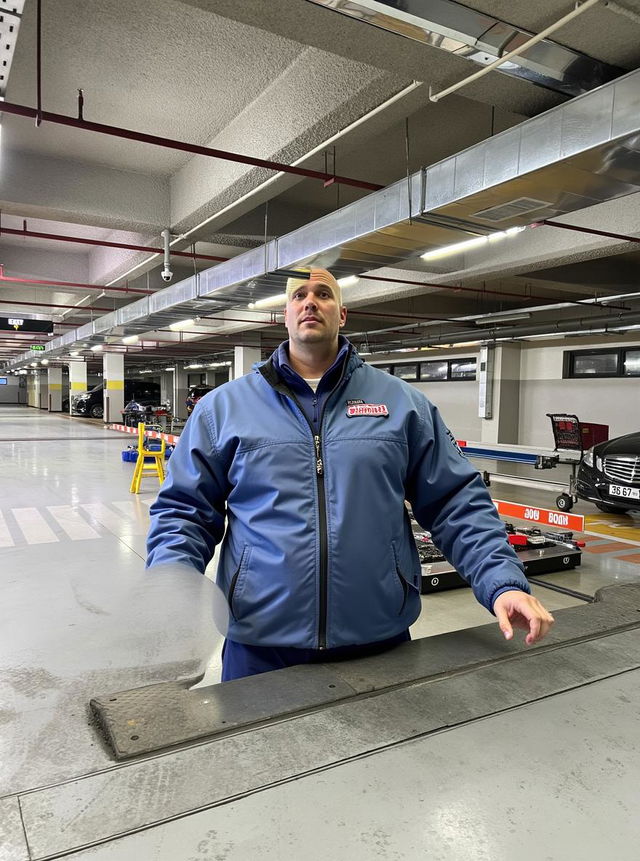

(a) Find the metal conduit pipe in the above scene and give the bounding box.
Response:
[0,100,384,192]
[357,274,629,308]
[369,309,640,351]
[0,223,229,262]
[348,291,640,342]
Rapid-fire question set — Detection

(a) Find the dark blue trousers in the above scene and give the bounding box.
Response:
[221,630,411,682]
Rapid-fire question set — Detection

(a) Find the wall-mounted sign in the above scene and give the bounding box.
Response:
[30,345,46,351]
[0,317,53,334]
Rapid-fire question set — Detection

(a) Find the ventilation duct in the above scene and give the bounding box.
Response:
[5,68,640,369]
[306,0,621,97]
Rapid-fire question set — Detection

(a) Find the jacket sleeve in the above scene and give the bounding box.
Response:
[146,402,231,573]
[405,397,530,612]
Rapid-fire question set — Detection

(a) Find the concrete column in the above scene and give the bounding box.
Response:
[34,371,47,409]
[28,373,37,407]
[68,361,88,413]
[234,334,261,379]
[103,352,124,424]
[479,343,522,445]
[173,362,188,420]
[160,370,174,412]
[47,366,63,412]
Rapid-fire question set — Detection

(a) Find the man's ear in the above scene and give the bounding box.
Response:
[339,306,347,327]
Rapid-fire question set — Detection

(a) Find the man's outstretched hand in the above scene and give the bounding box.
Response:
[493,590,555,646]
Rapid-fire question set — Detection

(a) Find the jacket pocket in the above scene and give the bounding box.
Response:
[227,544,251,620]
[392,541,416,615]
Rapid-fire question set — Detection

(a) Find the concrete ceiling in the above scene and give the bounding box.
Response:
[1,0,640,368]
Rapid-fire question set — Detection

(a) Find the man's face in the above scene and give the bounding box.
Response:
[284,277,347,347]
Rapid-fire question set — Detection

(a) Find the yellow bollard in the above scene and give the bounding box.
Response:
[129,422,166,493]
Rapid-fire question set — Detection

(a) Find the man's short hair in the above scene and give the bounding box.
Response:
[285,268,342,305]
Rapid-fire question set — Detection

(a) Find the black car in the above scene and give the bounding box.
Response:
[71,380,162,419]
[576,431,640,514]
[186,384,213,416]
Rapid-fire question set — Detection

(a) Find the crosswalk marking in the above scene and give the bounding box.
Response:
[80,503,149,536]
[12,508,59,544]
[0,501,152,547]
[112,501,153,530]
[47,506,102,541]
[0,511,14,548]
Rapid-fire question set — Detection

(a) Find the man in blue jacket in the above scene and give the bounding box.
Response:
[147,267,554,681]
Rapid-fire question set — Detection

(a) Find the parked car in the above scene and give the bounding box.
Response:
[71,380,162,419]
[186,384,213,416]
[576,431,640,514]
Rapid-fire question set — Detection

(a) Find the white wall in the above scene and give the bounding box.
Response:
[519,341,640,447]
[372,350,482,440]
[373,338,640,448]
[0,376,22,404]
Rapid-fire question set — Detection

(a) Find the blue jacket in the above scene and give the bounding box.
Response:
[146,345,530,648]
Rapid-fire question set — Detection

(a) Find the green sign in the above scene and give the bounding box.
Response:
[30,345,46,352]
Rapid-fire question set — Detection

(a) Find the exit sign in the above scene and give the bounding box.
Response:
[30,345,46,352]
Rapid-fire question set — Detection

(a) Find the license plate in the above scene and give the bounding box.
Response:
[609,484,640,499]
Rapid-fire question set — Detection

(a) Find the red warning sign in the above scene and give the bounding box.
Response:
[493,499,584,532]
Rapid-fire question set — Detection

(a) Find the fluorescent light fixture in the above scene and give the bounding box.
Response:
[40,359,49,365]
[248,293,287,311]
[90,344,103,352]
[30,362,37,367]
[337,275,359,288]
[70,351,80,357]
[169,319,195,331]
[475,312,531,325]
[421,226,526,262]
[122,335,139,345]
[207,361,232,368]
[164,366,175,372]
[185,363,203,369]
[139,369,154,374]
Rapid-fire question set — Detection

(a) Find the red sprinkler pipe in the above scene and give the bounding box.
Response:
[0,221,229,262]
[533,220,640,244]
[357,273,552,302]
[0,100,384,192]
[0,266,153,295]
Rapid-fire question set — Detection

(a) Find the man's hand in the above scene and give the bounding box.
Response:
[493,590,554,646]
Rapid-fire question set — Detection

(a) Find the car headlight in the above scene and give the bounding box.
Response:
[582,447,594,467]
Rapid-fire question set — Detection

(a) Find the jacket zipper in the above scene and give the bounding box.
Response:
[314,363,350,649]
[257,350,352,649]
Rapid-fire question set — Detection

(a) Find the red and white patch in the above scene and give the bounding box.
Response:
[346,403,389,418]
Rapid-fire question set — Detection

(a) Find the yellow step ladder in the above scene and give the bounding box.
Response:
[129,422,166,493]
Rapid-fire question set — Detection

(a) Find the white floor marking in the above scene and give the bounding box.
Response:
[80,503,148,536]
[47,506,102,541]
[12,507,59,545]
[112,501,151,525]
[0,511,15,548]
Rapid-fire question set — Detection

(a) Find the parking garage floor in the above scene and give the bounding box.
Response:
[2,405,640,859]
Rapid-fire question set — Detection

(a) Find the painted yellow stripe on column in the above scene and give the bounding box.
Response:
[106,380,124,390]
[48,383,62,390]
[71,382,87,391]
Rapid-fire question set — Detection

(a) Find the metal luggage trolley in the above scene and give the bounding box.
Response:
[546,413,584,511]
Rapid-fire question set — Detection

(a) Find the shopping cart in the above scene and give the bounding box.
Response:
[547,413,584,455]
[546,414,609,511]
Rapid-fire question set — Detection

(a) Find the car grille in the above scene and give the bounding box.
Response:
[603,456,640,484]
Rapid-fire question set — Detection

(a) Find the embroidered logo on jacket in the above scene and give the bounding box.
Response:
[346,403,389,418]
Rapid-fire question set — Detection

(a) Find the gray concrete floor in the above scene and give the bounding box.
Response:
[2,405,640,859]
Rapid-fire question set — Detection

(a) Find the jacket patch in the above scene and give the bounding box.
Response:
[346,403,389,418]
